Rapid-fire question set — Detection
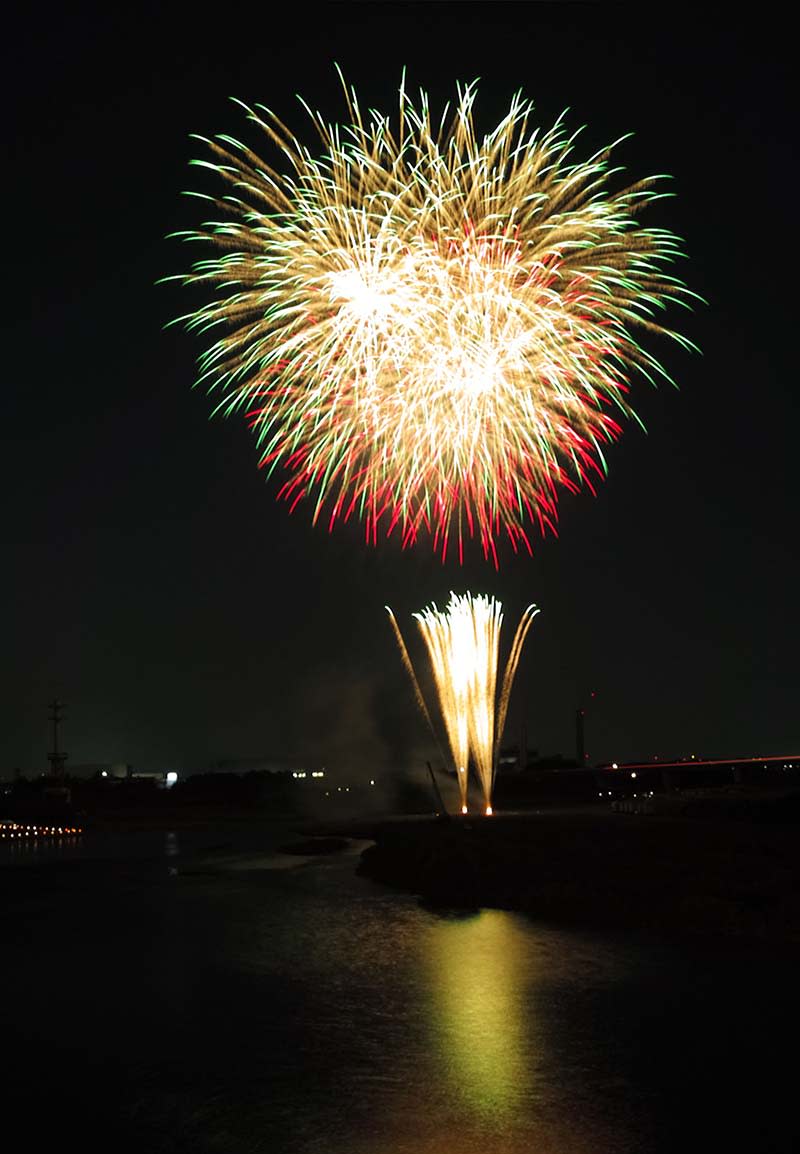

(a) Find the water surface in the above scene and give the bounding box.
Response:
[2,828,797,1153]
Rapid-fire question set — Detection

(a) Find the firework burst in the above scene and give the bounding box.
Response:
[387,594,539,814]
[172,75,697,561]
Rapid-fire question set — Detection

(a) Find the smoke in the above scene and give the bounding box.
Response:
[292,666,389,774]
[287,662,454,815]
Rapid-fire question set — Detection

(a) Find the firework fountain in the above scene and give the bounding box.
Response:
[387,595,539,814]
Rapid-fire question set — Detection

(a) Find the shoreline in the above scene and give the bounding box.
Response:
[5,798,799,945]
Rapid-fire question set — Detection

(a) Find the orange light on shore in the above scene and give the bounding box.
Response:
[0,821,83,840]
[461,805,468,815]
[485,806,493,816]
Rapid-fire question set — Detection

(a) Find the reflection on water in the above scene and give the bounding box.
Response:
[0,834,82,857]
[427,911,530,1120]
[346,906,637,1154]
[0,825,298,867]
[2,830,798,1154]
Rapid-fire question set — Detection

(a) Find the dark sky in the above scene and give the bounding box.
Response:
[4,3,797,776]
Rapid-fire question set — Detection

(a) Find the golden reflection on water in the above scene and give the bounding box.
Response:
[347,910,618,1154]
[426,909,534,1121]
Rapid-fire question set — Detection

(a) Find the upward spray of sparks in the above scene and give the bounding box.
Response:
[387,594,539,814]
[171,74,698,563]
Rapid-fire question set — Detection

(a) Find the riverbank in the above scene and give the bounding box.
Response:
[350,805,800,943]
[6,790,798,945]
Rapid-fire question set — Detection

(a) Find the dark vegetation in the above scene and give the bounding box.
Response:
[355,801,800,943]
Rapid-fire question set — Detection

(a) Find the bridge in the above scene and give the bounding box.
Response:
[594,753,800,794]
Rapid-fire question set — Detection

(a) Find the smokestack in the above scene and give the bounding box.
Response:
[575,708,585,767]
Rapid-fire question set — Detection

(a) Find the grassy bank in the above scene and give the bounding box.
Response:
[355,806,800,943]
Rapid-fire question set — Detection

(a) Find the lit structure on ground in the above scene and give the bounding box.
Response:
[173,76,696,562]
[387,594,538,813]
[0,821,83,839]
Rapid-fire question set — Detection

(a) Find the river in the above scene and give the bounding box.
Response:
[2,826,797,1152]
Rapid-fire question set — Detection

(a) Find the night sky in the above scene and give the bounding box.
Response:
[4,3,797,777]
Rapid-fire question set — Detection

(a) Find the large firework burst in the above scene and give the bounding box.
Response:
[173,76,696,561]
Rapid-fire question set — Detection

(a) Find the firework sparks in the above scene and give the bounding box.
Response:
[172,76,697,561]
[388,594,539,814]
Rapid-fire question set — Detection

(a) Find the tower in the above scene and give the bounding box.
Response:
[576,691,597,766]
[47,699,68,778]
[575,707,585,767]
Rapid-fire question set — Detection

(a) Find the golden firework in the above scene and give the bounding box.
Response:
[174,75,696,560]
[388,593,539,813]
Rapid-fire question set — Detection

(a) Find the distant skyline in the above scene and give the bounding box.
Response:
[4,4,797,773]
